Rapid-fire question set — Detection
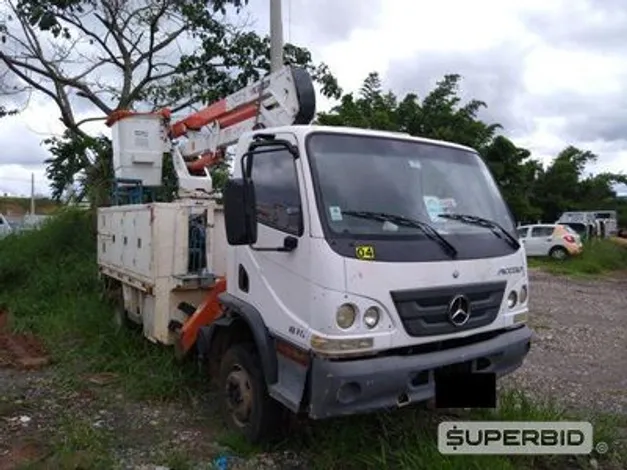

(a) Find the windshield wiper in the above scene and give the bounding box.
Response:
[342,210,458,258]
[437,213,520,250]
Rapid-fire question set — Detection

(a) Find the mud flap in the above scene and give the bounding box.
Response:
[267,353,309,413]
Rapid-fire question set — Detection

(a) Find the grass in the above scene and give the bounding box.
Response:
[222,390,625,470]
[528,238,627,276]
[1,209,625,469]
[0,208,200,401]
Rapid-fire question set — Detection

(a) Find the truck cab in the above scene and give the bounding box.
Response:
[98,65,532,444]
[220,124,532,427]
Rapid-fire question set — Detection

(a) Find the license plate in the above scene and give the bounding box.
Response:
[434,366,496,409]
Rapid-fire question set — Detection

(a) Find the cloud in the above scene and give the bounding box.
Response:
[522,0,627,55]
[376,0,627,176]
[385,42,534,138]
[525,90,627,144]
[0,164,50,197]
[2,0,627,199]
[246,0,383,45]
[0,114,52,166]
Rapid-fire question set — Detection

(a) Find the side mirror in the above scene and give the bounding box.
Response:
[224,178,257,246]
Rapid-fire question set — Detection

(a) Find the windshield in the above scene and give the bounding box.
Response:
[306,132,515,241]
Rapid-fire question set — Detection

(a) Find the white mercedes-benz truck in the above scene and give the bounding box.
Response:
[98,65,532,443]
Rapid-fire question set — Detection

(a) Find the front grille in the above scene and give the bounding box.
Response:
[390,281,506,337]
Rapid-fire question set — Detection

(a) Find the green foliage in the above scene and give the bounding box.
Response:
[317,73,500,150]
[5,0,340,202]
[285,390,623,470]
[1,182,625,470]
[482,136,542,222]
[529,239,627,276]
[43,130,113,205]
[0,209,198,400]
[318,72,626,224]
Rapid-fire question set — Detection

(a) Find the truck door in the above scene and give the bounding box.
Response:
[239,132,312,340]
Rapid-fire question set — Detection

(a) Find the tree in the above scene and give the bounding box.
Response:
[0,0,341,202]
[0,61,25,118]
[531,147,627,222]
[318,73,500,150]
[316,72,627,226]
[482,136,542,222]
[315,72,397,130]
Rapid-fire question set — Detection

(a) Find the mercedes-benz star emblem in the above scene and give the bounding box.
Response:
[448,295,471,326]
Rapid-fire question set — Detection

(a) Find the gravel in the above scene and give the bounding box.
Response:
[504,268,627,416]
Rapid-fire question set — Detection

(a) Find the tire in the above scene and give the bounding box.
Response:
[218,343,283,443]
[549,246,568,260]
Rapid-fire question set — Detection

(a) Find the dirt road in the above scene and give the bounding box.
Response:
[504,268,627,416]
[1,269,626,469]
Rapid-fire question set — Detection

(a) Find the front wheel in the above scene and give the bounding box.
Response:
[218,343,283,443]
[549,246,568,260]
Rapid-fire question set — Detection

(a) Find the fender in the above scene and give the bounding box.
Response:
[197,292,279,385]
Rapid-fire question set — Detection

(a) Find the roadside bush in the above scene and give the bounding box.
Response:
[0,208,96,293]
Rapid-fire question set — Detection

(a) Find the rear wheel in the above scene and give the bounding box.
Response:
[549,246,568,260]
[219,343,282,443]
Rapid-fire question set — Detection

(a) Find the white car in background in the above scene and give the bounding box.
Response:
[0,213,13,238]
[517,223,583,259]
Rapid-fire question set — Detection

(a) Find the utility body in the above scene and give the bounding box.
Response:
[97,65,533,442]
[557,211,618,239]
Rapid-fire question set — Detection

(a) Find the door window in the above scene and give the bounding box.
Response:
[530,226,554,238]
[250,146,303,236]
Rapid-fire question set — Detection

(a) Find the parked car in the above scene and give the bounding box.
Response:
[557,221,590,241]
[517,223,583,259]
[0,213,13,238]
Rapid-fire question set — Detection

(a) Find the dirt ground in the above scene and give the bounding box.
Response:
[1,269,626,469]
[504,268,627,416]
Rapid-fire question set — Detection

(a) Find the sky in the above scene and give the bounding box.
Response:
[0,0,626,197]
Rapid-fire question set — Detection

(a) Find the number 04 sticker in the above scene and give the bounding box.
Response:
[355,245,375,260]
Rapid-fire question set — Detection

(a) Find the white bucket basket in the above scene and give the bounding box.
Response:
[111,114,169,186]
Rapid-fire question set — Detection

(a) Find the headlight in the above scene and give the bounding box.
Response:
[336,303,357,329]
[519,285,528,304]
[363,306,380,329]
[507,290,517,308]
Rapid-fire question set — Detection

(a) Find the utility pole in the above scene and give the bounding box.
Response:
[270,0,284,72]
[30,173,35,215]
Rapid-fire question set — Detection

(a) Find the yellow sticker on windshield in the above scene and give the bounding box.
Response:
[356,245,375,260]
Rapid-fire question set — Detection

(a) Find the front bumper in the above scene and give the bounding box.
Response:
[308,325,532,419]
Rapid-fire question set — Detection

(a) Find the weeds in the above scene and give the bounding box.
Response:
[283,391,624,470]
[0,208,196,401]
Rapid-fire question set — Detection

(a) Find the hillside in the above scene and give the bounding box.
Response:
[0,197,61,216]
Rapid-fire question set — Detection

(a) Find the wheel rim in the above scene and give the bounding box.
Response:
[552,249,566,259]
[225,365,253,428]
